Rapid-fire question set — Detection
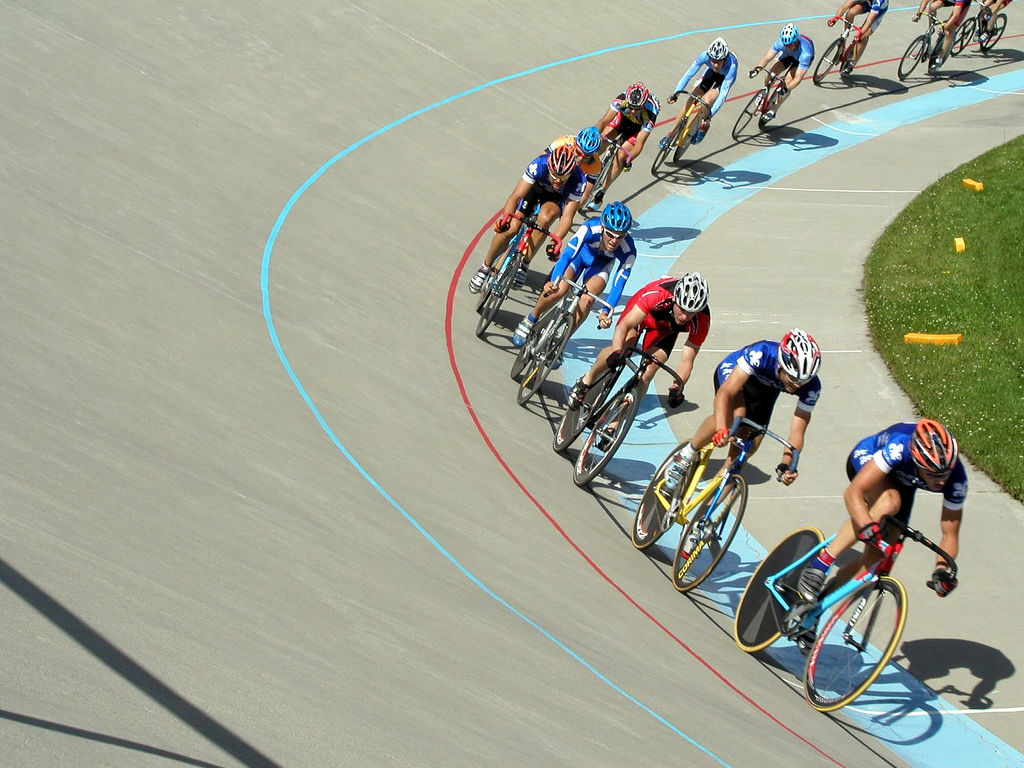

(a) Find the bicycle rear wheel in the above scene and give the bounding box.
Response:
[951,16,975,56]
[731,90,762,140]
[803,576,907,712]
[813,37,844,85]
[552,367,618,453]
[672,474,747,594]
[898,35,928,81]
[631,444,692,550]
[734,527,824,653]
[979,13,1007,51]
[516,313,571,406]
[572,385,641,486]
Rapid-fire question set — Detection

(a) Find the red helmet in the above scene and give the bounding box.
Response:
[548,144,578,176]
[625,82,650,109]
[911,419,958,475]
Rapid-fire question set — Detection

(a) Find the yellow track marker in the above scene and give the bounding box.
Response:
[963,178,985,191]
[954,237,966,252]
[904,333,963,345]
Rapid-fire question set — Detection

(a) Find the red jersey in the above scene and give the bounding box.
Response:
[620,276,711,350]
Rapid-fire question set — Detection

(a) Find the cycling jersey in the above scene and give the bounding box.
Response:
[546,135,603,182]
[854,0,889,13]
[673,51,739,116]
[609,93,661,133]
[619,276,711,352]
[550,219,637,315]
[716,339,821,412]
[772,34,816,70]
[848,422,968,510]
[521,153,587,202]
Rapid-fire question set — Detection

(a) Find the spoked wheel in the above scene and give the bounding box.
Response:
[552,367,618,453]
[951,16,975,56]
[803,576,907,712]
[650,123,681,176]
[979,13,1007,51]
[732,89,762,140]
[898,35,928,81]
[475,231,524,338]
[572,385,641,486]
[734,527,824,653]
[631,445,692,550]
[510,309,553,380]
[813,37,844,85]
[672,474,747,594]
[516,314,571,406]
[757,86,782,130]
[672,111,699,162]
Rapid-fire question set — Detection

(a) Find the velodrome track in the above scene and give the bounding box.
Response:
[3,2,1024,766]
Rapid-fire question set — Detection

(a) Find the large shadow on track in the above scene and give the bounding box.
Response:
[898,638,1016,710]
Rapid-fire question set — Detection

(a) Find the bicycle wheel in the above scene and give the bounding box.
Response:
[650,123,681,176]
[803,576,907,712]
[672,474,747,594]
[979,13,1007,51]
[757,86,782,130]
[552,367,618,453]
[572,384,641,486]
[516,313,571,406]
[898,35,928,81]
[734,527,825,653]
[813,37,844,85]
[631,444,693,550]
[731,90,762,140]
[475,235,524,338]
[672,109,701,162]
[951,16,975,56]
[510,308,550,380]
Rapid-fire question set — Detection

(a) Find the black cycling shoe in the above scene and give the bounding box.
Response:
[568,380,590,411]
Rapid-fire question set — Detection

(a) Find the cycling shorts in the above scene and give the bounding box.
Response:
[696,69,725,93]
[713,368,780,429]
[777,55,801,72]
[846,453,916,522]
[517,185,565,216]
[563,259,613,290]
[606,112,643,143]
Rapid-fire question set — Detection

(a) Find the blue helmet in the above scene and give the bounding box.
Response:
[575,126,602,156]
[601,201,633,233]
[780,23,800,45]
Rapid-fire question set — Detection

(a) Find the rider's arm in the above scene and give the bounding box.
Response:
[675,55,703,94]
[602,247,637,314]
[595,106,617,134]
[936,505,962,569]
[610,304,646,352]
[554,201,581,243]
[713,366,748,433]
[550,223,590,282]
[843,458,890,531]
[783,407,812,469]
[674,340,700,384]
[503,177,534,216]
[712,55,739,115]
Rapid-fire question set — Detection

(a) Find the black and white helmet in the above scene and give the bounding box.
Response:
[673,272,709,313]
[707,37,729,62]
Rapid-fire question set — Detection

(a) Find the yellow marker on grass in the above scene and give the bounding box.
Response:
[962,178,984,191]
[904,333,964,345]
[954,237,966,252]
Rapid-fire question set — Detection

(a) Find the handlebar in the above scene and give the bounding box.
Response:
[828,16,864,37]
[511,210,563,254]
[720,415,800,480]
[672,89,714,114]
[553,275,616,320]
[880,515,959,581]
[748,66,788,87]
[614,346,685,391]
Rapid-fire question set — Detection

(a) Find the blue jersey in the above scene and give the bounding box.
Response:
[716,339,821,411]
[772,35,815,69]
[550,218,638,314]
[522,154,587,202]
[674,52,739,116]
[850,422,968,510]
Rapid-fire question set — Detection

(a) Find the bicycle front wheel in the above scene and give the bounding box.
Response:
[734,527,824,653]
[572,385,641,486]
[631,445,692,550]
[650,123,680,176]
[731,90,762,140]
[475,237,523,338]
[951,16,975,56]
[813,37,844,85]
[898,35,928,81]
[672,110,700,162]
[672,474,747,594]
[552,367,617,453]
[516,314,571,406]
[803,576,907,712]
[979,13,1007,51]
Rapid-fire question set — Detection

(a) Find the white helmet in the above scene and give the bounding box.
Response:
[707,37,729,62]
[778,328,821,382]
[673,272,709,313]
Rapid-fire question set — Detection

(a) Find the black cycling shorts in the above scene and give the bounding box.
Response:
[712,370,781,429]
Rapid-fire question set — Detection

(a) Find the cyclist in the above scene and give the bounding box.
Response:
[660,37,739,149]
[666,329,823,486]
[547,127,605,214]
[586,82,661,211]
[512,202,637,349]
[749,23,815,123]
[468,144,586,294]
[795,418,964,606]
[913,0,971,67]
[979,0,1011,42]
[828,0,890,75]
[567,272,711,414]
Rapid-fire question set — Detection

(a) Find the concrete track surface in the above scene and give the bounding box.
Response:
[2,2,1022,766]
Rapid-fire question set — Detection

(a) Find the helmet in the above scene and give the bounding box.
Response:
[673,272,709,313]
[781,23,800,45]
[778,328,821,382]
[601,201,633,233]
[575,126,602,156]
[548,144,578,176]
[707,37,729,62]
[625,82,650,109]
[911,418,959,476]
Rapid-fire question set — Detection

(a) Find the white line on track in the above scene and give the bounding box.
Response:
[747,186,922,194]
[967,85,1024,95]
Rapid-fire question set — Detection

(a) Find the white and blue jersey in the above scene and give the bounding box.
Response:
[773,34,815,69]
[522,154,587,202]
[673,52,739,116]
[716,339,821,411]
[849,422,968,510]
[550,218,637,315]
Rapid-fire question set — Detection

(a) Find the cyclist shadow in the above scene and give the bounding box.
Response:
[895,638,1015,710]
[769,128,841,152]
[629,224,701,249]
[657,162,773,191]
[817,72,907,95]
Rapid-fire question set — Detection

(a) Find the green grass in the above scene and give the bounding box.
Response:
[865,136,1024,502]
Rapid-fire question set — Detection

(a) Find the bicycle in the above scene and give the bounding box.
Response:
[474,209,562,338]
[650,90,713,175]
[552,347,683,485]
[509,275,614,406]
[631,416,798,594]
[584,135,631,210]
[731,68,788,141]
[813,17,865,85]
[898,13,949,81]
[733,515,958,712]
[952,1,1008,54]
